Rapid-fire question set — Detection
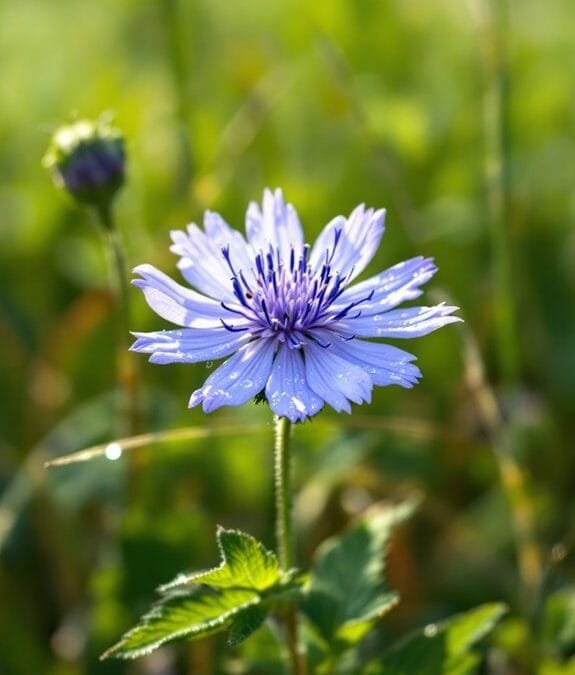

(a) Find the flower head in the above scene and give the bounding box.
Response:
[132,189,461,423]
[43,116,125,210]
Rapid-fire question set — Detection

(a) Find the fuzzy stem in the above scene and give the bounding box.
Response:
[274,416,304,675]
[275,416,294,570]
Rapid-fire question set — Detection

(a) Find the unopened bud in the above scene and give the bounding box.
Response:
[43,116,125,210]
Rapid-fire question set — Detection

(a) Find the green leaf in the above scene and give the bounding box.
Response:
[302,502,415,649]
[102,527,292,659]
[162,526,283,592]
[228,604,268,646]
[101,587,259,659]
[367,602,507,675]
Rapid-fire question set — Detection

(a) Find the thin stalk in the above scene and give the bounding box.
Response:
[275,416,294,570]
[463,330,542,608]
[475,0,541,613]
[274,416,305,675]
[159,0,195,200]
[95,203,140,437]
[481,0,519,388]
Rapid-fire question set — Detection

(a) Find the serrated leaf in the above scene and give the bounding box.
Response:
[302,502,415,647]
[367,602,507,675]
[162,527,281,592]
[228,604,268,646]
[102,527,293,660]
[101,587,259,659]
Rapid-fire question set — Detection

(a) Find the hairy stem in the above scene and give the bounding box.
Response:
[274,416,304,675]
[275,416,294,570]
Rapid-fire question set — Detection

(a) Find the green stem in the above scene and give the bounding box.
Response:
[274,416,304,675]
[159,0,195,199]
[97,204,130,341]
[482,0,519,388]
[275,416,294,571]
[463,331,542,609]
[95,203,140,438]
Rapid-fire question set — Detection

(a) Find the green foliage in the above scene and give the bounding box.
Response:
[102,527,298,659]
[101,586,260,659]
[541,587,575,657]
[302,503,415,669]
[365,603,507,675]
[161,526,287,592]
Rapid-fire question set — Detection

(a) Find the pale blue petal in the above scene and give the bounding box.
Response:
[332,257,437,315]
[132,264,241,328]
[304,342,372,414]
[337,303,462,338]
[189,339,275,412]
[245,188,304,259]
[130,329,250,364]
[203,210,253,272]
[170,210,252,300]
[265,345,323,422]
[309,205,385,282]
[320,334,422,388]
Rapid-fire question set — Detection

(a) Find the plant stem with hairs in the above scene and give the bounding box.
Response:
[274,416,305,675]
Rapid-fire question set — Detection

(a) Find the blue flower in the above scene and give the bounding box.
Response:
[131,189,461,423]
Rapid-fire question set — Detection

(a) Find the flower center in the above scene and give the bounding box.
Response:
[220,230,371,348]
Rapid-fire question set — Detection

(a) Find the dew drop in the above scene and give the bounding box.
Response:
[206,361,214,369]
[423,624,438,638]
[105,442,123,461]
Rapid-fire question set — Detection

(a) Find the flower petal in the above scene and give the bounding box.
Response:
[337,303,462,338]
[332,257,437,316]
[265,345,323,423]
[310,205,385,282]
[132,264,240,328]
[189,339,275,413]
[130,329,251,364]
[245,188,304,260]
[304,341,372,414]
[322,335,422,388]
[170,210,251,300]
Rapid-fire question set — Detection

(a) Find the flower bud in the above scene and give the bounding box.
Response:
[43,117,125,211]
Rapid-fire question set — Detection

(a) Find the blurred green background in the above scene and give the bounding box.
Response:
[1,0,575,673]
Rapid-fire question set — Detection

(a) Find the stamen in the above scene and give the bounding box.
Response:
[231,278,248,306]
[261,299,271,325]
[221,301,251,320]
[313,334,331,348]
[221,245,237,275]
[330,290,374,320]
[239,270,252,293]
[220,319,249,333]
[326,228,342,264]
[255,252,265,277]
